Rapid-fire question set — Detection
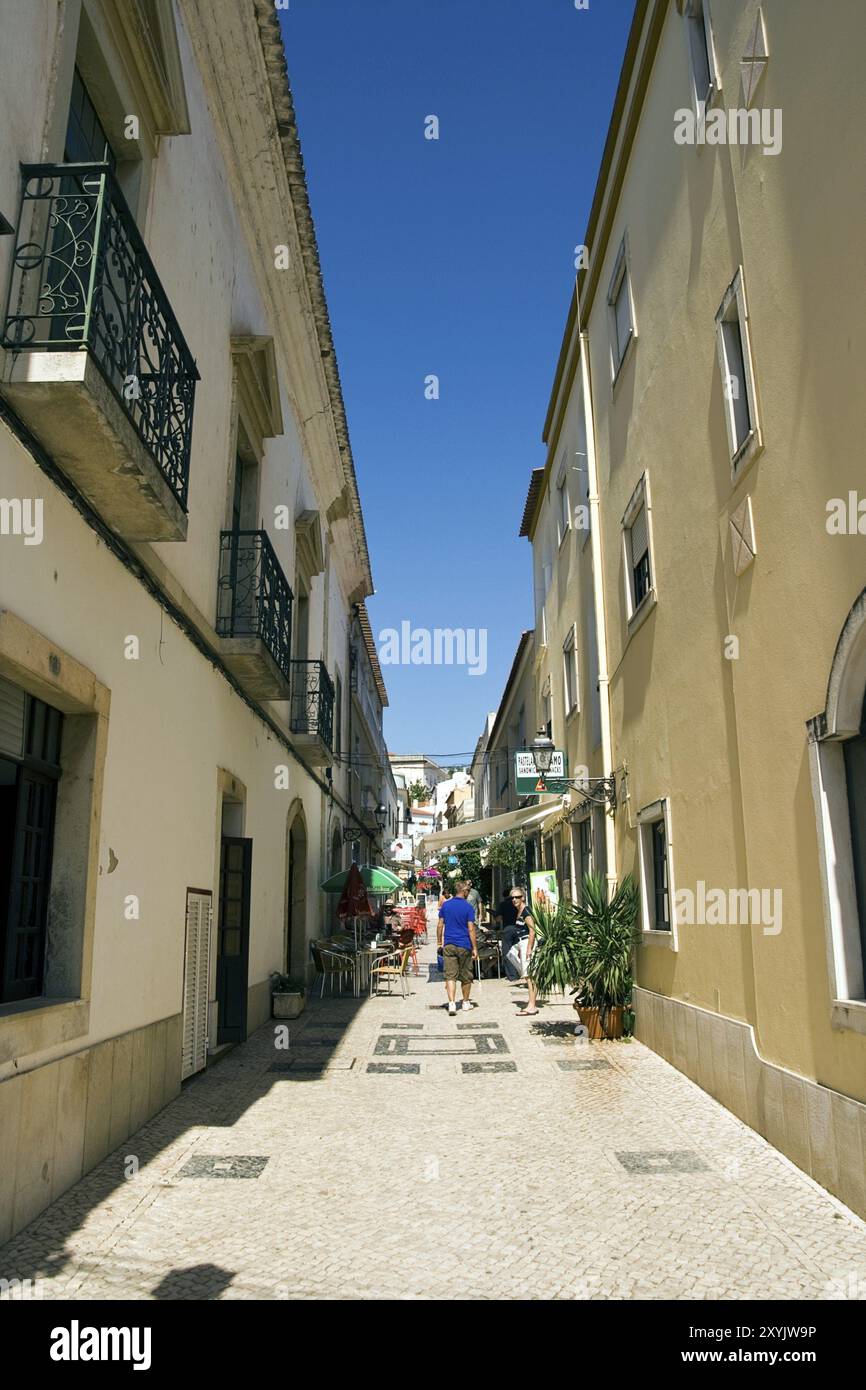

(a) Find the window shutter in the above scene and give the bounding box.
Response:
[182,890,212,1080]
[0,677,25,759]
[630,504,649,563]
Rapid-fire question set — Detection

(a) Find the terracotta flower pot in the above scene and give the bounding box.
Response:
[575,1003,624,1040]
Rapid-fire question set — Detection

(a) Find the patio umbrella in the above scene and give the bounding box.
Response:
[320,865,403,894]
[334,862,374,952]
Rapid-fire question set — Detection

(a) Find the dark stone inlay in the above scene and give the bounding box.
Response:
[615,1150,709,1174]
[455,1022,500,1030]
[461,1061,518,1074]
[556,1059,611,1072]
[541,1037,580,1047]
[367,1062,421,1074]
[374,1032,509,1057]
[179,1155,268,1180]
[291,1036,344,1047]
[381,1023,424,1030]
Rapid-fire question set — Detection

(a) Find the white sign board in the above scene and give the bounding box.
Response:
[514,750,565,779]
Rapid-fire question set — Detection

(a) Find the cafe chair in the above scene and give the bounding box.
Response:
[369,946,413,998]
[310,944,354,998]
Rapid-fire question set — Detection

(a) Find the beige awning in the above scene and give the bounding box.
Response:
[419,800,560,854]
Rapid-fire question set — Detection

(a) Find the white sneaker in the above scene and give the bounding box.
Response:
[448,1001,457,1016]
[461,1000,477,1010]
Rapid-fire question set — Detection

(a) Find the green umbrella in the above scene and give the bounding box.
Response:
[320,865,403,893]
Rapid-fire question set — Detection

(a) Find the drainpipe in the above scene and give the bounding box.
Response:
[580,332,618,896]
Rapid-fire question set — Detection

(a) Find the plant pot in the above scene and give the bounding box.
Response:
[574,1003,624,1040]
[273,992,305,1020]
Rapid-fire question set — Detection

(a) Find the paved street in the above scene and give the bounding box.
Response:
[2,938,866,1302]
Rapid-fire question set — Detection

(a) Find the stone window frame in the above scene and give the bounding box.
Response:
[714,267,763,481]
[807,588,866,1036]
[606,232,637,390]
[679,0,722,119]
[50,1,191,228]
[0,610,109,1063]
[621,471,658,638]
[636,797,679,951]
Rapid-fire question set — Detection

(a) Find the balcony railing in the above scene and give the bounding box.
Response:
[1,163,199,508]
[290,659,335,750]
[216,530,293,679]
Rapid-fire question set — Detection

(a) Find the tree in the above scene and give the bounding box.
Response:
[484,830,528,888]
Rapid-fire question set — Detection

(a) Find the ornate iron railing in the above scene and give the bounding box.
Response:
[1,163,199,508]
[216,530,293,680]
[290,659,335,749]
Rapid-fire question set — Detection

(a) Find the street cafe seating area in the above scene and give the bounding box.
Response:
[310,899,430,997]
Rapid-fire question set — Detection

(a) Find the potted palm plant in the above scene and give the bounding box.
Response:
[525,895,583,999]
[571,873,639,1040]
[270,972,306,1020]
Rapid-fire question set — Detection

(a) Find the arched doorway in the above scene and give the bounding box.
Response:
[285,803,307,978]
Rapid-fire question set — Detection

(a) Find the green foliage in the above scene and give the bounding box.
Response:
[526,897,583,997]
[571,873,639,1011]
[484,830,527,886]
[525,874,639,1016]
[270,972,305,995]
[406,780,429,805]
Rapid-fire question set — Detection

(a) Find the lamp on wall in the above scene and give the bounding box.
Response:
[529,729,617,811]
[530,729,555,774]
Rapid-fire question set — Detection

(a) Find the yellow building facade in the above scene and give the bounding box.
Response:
[523,0,866,1215]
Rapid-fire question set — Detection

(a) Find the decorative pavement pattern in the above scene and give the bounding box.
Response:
[2,935,866,1300]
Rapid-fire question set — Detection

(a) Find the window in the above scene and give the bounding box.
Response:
[715,268,761,471]
[563,626,579,717]
[630,506,651,607]
[572,816,592,898]
[561,842,572,901]
[683,0,719,113]
[637,800,675,942]
[0,678,64,1002]
[607,237,635,382]
[621,474,655,625]
[556,465,570,545]
[65,68,117,166]
[844,710,866,986]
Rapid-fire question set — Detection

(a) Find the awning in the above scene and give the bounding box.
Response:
[418,800,560,853]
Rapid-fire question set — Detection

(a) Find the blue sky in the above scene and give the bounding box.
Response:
[280,0,634,761]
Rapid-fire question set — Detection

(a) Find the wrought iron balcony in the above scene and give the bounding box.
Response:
[290,659,335,762]
[216,530,293,699]
[0,163,199,540]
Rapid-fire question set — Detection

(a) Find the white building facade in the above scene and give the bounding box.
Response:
[0,0,381,1242]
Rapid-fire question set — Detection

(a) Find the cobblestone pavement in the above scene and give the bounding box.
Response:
[3,938,866,1301]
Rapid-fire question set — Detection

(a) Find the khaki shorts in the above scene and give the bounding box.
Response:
[443,943,474,985]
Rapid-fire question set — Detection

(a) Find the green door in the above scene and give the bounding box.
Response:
[216,837,252,1044]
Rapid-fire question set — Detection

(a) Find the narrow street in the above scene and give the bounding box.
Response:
[4,934,865,1302]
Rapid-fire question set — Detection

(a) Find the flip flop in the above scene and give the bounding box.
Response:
[517,1007,539,1016]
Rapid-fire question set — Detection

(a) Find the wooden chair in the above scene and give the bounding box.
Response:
[369,946,413,998]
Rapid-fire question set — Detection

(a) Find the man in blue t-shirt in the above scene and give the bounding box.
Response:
[437,881,478,1016]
